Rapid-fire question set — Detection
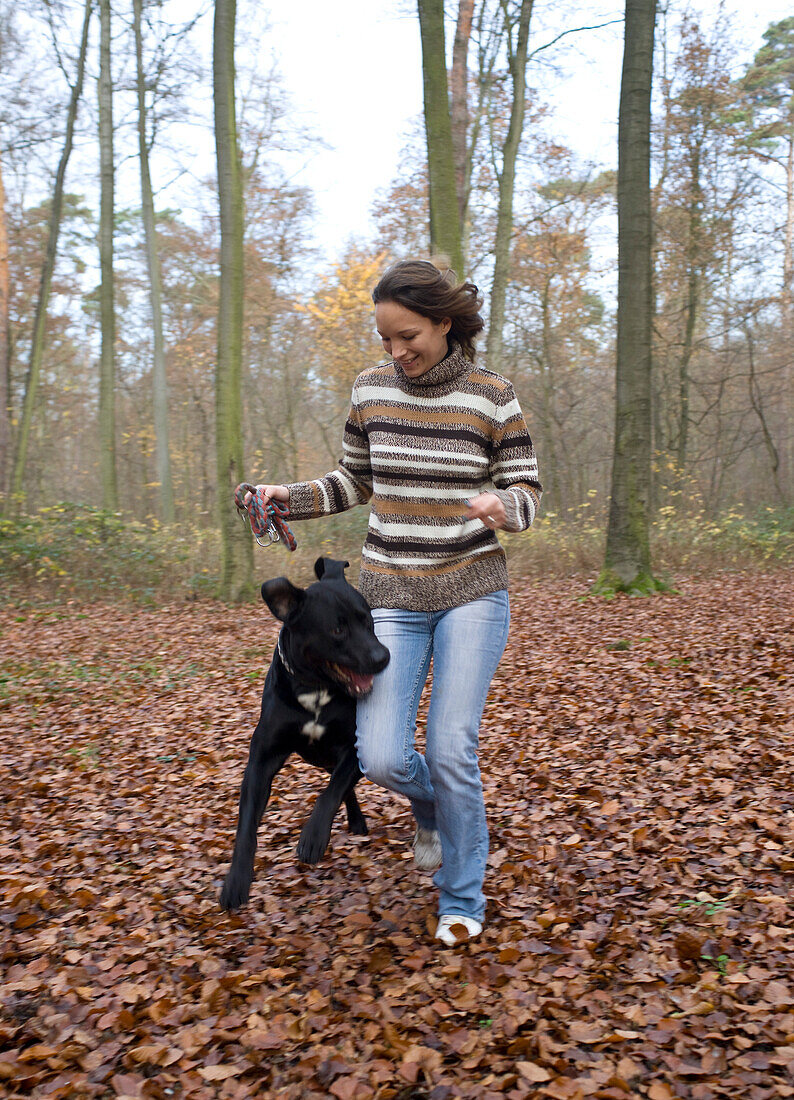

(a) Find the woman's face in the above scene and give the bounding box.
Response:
[374,300,451,379]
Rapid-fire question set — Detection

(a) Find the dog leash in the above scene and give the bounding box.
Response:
[234,483,297,551]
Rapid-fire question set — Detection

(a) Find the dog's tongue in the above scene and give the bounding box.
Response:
[350,671,375,695]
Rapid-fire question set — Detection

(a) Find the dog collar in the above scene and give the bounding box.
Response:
[276,633,294,676]
[277,631,330,696]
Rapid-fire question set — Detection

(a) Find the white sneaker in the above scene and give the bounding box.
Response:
[413,827,442,871]
[435,914,483,946]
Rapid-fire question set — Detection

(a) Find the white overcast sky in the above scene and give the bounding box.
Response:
[242,0,793,260]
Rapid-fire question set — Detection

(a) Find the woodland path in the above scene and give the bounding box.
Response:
[1,572,793,1098]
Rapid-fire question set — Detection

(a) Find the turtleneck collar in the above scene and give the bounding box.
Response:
[391,341,473,394]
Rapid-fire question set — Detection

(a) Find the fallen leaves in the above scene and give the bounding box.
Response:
[197,1064,243,1081]
[517,1059,552,1081]
[673,931,704,965]
[0,571,793,1097]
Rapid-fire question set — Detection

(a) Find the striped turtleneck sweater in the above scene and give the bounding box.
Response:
[287,344,542,611]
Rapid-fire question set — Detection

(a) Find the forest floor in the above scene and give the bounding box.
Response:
[1,571,793,1100]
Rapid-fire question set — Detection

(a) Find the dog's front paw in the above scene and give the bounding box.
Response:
[296,824,331,865]
[219,873,251,911]
[348,814,368,836]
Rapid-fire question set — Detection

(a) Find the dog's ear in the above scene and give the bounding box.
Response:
[314,557,350,581]
[261,578,305,621]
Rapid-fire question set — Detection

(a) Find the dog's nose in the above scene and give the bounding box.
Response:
[373,643,390,672]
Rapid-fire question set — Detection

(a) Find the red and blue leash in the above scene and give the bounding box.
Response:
[234,483,297,551]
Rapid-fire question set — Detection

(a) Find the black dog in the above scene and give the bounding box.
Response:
[219,557,389,911]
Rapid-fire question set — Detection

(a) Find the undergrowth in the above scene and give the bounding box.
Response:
[1,500,792,605]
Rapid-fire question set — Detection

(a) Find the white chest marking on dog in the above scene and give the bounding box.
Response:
[297,690,332,712]
[297,690,332,741]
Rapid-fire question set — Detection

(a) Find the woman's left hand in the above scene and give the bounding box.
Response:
[465,492,506,531]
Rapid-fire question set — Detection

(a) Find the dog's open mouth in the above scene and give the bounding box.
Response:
[325,661,375,697]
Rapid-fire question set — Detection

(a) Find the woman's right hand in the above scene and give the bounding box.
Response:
[245,483,289,506]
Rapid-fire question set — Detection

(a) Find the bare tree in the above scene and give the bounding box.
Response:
[596,0,663,594]
[451,0,475,226]
[133,0,174,523]
[0,152,8,495]
[98,0,118,510]
[485,0,533,372]
[214,0,251,599]
[743,318,788,504]
[9,0,92,509]
[741,17,794,489]
[417,0,465,274]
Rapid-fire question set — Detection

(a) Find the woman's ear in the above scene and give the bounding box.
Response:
[441,317,452,335]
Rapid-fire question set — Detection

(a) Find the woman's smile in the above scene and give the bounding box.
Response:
[374,300,451,378]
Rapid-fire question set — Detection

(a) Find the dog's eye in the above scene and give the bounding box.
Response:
[332,625,346,638]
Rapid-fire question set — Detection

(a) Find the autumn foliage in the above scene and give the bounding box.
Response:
[1,572,793,1098]
[298,250,388,399]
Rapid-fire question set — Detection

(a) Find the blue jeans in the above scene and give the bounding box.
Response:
[355,590,510,921]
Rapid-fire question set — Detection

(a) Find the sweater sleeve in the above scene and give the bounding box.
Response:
[488,382,542,533]
[286,382,373,520]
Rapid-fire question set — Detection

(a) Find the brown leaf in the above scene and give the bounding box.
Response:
[765,981,794,1005]
[197,1065,243,1081]
[516,1060,552,1082]
[398,1061,420,1084]
[110,1075,144,1098]
[674,931,703,964]
[648,1085,675,1100]
[366,945,393,973]
[330,1077,360,1100]
[446,920,472,943]
[568,1022,603,1044]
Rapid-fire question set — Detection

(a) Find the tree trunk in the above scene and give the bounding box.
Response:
[744,322,787,505]
[649,8,670,514]
[539,279,560,510]
[8,0,92,509]
[783,129,794,491]
[134,0,175,524]
[677,141,702,480]
[595,0,661,595]
[485,0,533,372]
[98,0,118,510]
[677,264,696,476]
[417,0,465,275]
[784,130,794,323]
[213,0,251,600]
[0,152,9,497]
[450,0,474,225]
[466,7,503,264]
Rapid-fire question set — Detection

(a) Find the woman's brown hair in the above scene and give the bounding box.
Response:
[372,259,484,361]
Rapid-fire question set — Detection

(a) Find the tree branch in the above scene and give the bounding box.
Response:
[527,19,623,62]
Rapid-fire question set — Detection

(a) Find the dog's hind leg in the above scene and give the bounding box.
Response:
[296,746,362,864]
[220,739,290,911]
[344,787,368,836]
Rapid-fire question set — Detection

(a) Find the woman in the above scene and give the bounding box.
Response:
[250,260,541,944]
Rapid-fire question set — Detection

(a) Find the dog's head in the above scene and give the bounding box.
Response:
[261,557,389,696]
